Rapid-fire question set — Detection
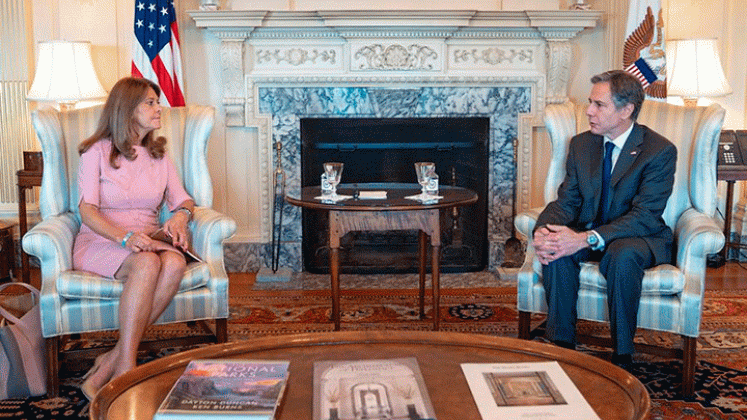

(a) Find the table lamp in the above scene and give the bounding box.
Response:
[666,38,732,107]
[26,40,107,110]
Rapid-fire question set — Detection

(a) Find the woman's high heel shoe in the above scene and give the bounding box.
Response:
[80,377,97,401]
[80,354,106,401]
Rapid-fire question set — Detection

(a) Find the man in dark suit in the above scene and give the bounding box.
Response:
[533,70,676,369]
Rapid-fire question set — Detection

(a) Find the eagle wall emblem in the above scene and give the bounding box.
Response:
[623,6,667,98]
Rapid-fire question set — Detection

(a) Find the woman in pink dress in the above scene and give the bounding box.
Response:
[76,77,195,400]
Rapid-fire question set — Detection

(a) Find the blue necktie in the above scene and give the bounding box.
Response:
[593,141,615,228]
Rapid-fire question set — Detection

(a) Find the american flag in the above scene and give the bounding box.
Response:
[132,0,185,107]
[625,58,658,89]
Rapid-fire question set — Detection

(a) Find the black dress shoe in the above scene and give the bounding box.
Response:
[552,340,576,350]
[611,353,633,371]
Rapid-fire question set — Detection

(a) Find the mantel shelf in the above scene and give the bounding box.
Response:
[189,9,603,39]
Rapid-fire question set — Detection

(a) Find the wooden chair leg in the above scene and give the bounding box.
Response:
[682,335,697,396]
[45,336,60,397]
[216,318,228,343]
[518,311,531,340]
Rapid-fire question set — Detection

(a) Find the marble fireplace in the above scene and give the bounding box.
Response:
[190,9,602,272]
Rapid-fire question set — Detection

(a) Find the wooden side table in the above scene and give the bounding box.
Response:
[286,183,478,331]
[717,165,747,264]
[17,151,43,284]
[0,221,15,282]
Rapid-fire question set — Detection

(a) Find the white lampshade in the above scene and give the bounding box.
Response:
[27,41,107,106]
[666,38,732,103]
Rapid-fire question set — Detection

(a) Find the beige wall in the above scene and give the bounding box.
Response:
[14,0,747,239]
[665,0,746,129]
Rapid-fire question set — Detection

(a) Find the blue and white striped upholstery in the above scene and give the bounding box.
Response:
[515,100,725,339]
[56,263,209,300]
[23,104,236,338]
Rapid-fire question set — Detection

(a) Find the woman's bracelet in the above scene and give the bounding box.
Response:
[121,231,134,248]
[176,207,193,220]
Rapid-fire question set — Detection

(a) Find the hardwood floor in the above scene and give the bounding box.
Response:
[704,261,747,290]
[227,271,257,296]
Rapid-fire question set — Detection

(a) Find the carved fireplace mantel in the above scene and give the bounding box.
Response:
[190,9,602,270]
[191,9,602,125]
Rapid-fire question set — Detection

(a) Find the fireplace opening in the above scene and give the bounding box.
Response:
[301,117,489,274]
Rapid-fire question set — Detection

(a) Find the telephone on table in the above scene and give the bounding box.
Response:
[718,130,747,168]
[711,130,747,268]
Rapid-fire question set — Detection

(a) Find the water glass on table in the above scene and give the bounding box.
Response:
[415,162,439,198]
[322,162,344,198]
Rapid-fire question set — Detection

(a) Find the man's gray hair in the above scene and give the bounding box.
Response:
[591,70,645,121]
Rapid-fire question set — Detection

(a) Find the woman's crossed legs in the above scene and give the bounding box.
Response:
[83,249,186,394]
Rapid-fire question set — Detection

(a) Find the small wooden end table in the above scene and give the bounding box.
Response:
[286,183,477,331]
[17,151,43,284]
[0,221,15,282]
[717,165,747,263]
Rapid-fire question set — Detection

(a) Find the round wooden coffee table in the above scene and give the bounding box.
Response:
[91,331,649,420]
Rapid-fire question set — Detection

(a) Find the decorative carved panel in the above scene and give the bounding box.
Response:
[220,39,246,126]
[255,47,339,68]
[352,43,439,71]
[453,47,534,65]
[545,41,572,105]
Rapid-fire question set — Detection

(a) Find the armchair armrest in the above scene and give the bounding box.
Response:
[22,213,79,285]
[674,207,724,334]
[22,213,80,335]
[674,207,725,296]
[514,207,544,241]
[515,207,546,310]
[191,206,237,278]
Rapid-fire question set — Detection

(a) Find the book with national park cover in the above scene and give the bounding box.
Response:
[313,357,436,420]
[153,359,290,420]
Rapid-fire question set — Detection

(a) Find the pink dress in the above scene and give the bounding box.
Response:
[72,140,192,278]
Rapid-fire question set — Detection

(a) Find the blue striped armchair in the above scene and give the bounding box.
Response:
[24,104,236,396]
[515,100,726,396]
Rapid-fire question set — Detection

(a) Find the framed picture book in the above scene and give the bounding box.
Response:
[313,357,437,420]
[461,361,600,420]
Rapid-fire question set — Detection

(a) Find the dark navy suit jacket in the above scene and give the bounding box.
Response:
[535,123,677,265]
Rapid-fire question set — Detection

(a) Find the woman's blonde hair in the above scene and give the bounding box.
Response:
[78,77,166,167]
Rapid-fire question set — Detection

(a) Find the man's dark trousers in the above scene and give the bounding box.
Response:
[542,236,655,355]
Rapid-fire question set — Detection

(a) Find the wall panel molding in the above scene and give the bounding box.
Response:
[0,0,36,210]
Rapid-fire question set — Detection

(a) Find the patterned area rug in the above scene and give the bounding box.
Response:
[2,285,746,419]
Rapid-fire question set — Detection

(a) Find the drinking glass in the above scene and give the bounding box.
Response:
[323,162,344,197]
[414,162,436,196]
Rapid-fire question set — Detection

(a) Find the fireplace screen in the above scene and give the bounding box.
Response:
[301,117,489,274]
